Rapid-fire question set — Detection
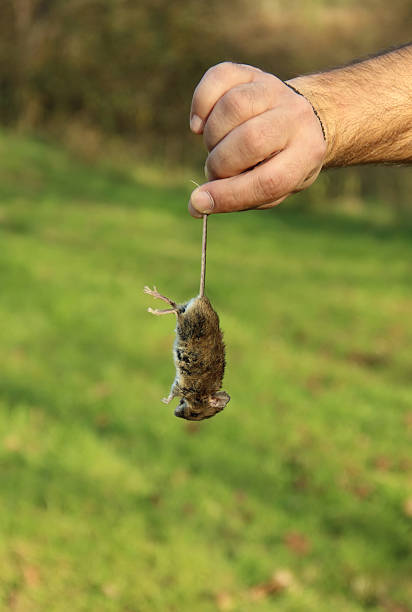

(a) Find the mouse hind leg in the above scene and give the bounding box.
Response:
[143,286,179,315]
[148,307,177,316]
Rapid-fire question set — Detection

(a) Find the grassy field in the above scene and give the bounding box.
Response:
[0,131,411,611]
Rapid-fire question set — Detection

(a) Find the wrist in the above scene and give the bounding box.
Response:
[286,75,337,166]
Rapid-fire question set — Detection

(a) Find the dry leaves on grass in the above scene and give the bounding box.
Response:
[102,582,120,599]
[404,412,412,432]
[216,591,234,611]
[284,531,311,556]
[248,569,294,601]
[382,600,411,612]
[22,564,40,589]
[403,497,412,518]
[216,569,295,610]
[374,455,392,471]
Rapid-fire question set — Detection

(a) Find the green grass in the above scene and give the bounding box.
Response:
[0,131,411,611]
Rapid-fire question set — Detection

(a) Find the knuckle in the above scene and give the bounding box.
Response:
[253,167,296,203]
[221,88,244,120]
[203,122,215,151]
[241,121,265,159]
[221,83,263,122]
[204,154,215,179]
[204,160,214,181]
[253,172,280,203]
[218,60,237,71]
[195,62,238,98]
[202,63,222,80]
[205,149,226,179]
[210,61,238,79]
[234,83,255,107]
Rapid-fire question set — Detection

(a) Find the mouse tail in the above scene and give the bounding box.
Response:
[199,214,207,297]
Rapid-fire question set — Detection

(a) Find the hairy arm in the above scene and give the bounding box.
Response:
[188,44,412,217]
[289,44,412,167]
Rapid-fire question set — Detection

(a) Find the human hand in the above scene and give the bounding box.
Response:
[188,62,327,217]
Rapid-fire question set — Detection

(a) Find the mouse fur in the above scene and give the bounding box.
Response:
[144,286,230,421]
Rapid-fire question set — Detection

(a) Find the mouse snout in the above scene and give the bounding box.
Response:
[174,405,186,419]
[174,401,203,421]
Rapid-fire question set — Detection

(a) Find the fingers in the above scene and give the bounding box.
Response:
[189,62,328,217]
[189,149,308,216]
[251,165,321,211]
[205,108,288,180]
[256,195,288,210]
[203,79,279,151]
[190,62,262,134]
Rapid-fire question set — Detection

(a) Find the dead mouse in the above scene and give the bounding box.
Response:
[144,286,230,420]
[144,215,230,421]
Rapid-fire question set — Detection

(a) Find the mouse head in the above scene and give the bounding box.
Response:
[174,391,230,421]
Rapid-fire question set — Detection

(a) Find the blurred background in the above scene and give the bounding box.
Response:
[0,0,411,610]
[1,0,412,206]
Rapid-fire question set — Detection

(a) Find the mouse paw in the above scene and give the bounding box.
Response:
[143,286,177,309]
[143,285,157,297]
[162,396,171,404]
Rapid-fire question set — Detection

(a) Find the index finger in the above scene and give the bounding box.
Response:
[190,62,262,133]
[188,147,305,215]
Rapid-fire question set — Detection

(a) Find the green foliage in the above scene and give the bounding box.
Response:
[0,131,411,610]
[1,1,412,204]
[2,0,411,161]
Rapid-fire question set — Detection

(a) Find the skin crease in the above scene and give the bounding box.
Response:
[188,45,412,217]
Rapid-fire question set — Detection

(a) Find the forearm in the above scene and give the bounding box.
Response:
[287,44,412,167]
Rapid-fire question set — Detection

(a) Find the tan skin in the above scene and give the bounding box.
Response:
[188,44,412,217]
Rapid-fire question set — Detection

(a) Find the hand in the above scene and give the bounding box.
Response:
[188,62,327,217]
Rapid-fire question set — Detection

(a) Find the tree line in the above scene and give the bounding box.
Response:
[1,0,411,205]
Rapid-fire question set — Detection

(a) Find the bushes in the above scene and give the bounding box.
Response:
[1,0,411,202]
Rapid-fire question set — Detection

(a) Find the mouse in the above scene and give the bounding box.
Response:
[143,286,230,421]
[144,214,230,421]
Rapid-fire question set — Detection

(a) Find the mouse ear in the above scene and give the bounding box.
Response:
[210,391,230,410]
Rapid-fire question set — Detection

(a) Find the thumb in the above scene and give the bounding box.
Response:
[188,151,297,216]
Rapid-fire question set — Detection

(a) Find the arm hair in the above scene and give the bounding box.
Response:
[287,43,412,167]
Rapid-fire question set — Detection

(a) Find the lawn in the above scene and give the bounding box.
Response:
[0,131,411,611]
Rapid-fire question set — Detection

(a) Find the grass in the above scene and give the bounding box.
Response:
[0,130,411,612]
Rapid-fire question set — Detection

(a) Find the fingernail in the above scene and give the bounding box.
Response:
[190,189,215,214]
[190,114,204,133]
[188,201,202,218]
